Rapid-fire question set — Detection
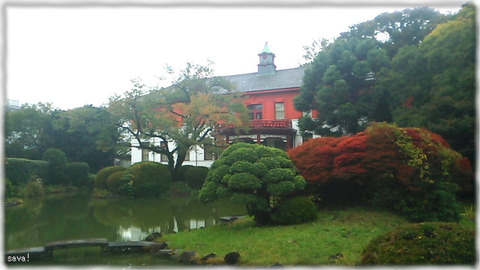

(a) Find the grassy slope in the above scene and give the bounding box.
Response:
[162,207,410,266]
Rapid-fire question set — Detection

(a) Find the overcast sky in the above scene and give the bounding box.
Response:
[4,0,466,110]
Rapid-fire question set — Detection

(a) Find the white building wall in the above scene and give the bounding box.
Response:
[131,139,215,167]
[291,119,304,148]
[131,120,311,167]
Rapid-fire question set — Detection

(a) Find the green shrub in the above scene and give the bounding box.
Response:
[5,158,48,186]
[42,148,68,185]
[23,179,44,198]
[174,165,195,182]
[5,178,18,198]
[95,166,126,190]
[271,196,318,225]
[361,222,476,265]
[65,162,90,187]
[185,166,209,189]
[88,173,96,190]
[200,143,306,225]
[118,161,171,197]
[106,170,126,193]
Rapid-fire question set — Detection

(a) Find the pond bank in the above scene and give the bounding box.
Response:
[162,207,410,266]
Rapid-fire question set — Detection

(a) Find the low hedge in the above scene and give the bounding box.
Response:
[185,166,209,189]
[118,161,171,197]
[5,158,48,186]
[361,222,475,265]
[174,165,195,182]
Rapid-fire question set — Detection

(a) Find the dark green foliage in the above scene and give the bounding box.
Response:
[185,166,209,189]
[42,148,68,185]
[5,178,15,198]
[174,165,195,182]
[65,162,90,187]
[361,222,475,265]
[199,143,306,225]
[88,173,96,190]
[95,166,127,190]
[5,158,48,186]
[106,170,126,193]
[5,103,120,172]
[118,161,171,197]
[271,196,318,225]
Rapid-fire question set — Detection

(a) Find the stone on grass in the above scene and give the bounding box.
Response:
[179,251,197,264]
[224,252,240,265]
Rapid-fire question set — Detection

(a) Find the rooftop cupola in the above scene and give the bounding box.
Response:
[257,42,276,75]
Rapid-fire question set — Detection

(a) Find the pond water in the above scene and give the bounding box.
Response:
[4,193,246,266]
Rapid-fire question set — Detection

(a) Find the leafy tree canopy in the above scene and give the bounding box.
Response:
[377,3,476,163]
[107,62,250,176]
[295,4,475,164]
[5,103,119,171]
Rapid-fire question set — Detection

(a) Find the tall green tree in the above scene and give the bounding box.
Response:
[340,7,450,57]
[5,103,56,159]
[53,105,122,172]
[379,4,476,163]
[108,62,249,177]
[5,103,121,172]
[294,37,390,136]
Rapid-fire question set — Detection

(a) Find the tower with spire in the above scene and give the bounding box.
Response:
[257,42,276,75]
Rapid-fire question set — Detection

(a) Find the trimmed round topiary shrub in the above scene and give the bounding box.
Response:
[361,222,475,265]
[118,161,171,197]
[271,196,318,225]
[199,143,306,225]
[95,166,126,190]
[106,170,126,194]
[42,148,68,185]
[185,166,209,189]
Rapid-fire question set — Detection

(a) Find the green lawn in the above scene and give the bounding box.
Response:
[162,207,411,266]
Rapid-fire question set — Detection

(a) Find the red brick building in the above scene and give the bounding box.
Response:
[131,43,316,166]
[219,43,310,151]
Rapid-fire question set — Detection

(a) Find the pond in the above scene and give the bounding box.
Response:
[4,193,247,266]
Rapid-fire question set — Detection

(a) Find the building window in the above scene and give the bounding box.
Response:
[203,144,216,161]
[142,149,149,161]
[248,104,263,120]
[275,102,285,120]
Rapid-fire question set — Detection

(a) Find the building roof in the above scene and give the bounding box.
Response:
[223,66,306,93]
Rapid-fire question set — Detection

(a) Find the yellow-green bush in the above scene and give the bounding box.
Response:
[106,170,126,193]
[95,166,126,190]
[361,222,475,265]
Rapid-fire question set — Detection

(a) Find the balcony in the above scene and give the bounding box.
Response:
[220,119,291,129]
[219,119,293,135]
[249,119,291,128]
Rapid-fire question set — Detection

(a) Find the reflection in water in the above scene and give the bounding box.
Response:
[4,193,246,251]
